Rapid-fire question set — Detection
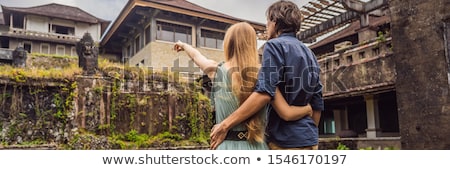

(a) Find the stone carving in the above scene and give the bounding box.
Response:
[76,32,98,75]
[12,46,27,68]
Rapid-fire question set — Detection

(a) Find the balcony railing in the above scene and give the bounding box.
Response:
[318,37,393,73]
[8,28,81,42]
[0,48,13,60]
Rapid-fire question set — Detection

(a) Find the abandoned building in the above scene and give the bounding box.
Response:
[100,0,266,72]
[0,0,447,150]
[0,3,110,61]
[299,0,449,149]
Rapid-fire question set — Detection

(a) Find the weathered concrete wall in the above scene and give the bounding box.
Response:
[75,74,212,137]
[131,41,224,72]
[0,70,213,149]
[0,78,76,145]
[390,0,450,149]
[318,39,395,99]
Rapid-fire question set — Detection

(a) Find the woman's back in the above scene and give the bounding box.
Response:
[212,63,268,150]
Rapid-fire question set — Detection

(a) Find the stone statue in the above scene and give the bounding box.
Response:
[12,45,27,68]
[76,32,98,75]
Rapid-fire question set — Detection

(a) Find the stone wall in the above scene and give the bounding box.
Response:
[390,0,450,149]
[0,78,76,145]
[0,67,213,149]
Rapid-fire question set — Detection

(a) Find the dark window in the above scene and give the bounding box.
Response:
[359,51,365,59]
[386,43,392,51]
[334,58,340,68]
[200,29,225,49]
[378,91,400,133]
[145,25,151,44]
[156,21,192,44]
[372,47,380,56]
[51,25,74,35]
[347,102,368,135]
[12,14,24,29]
[346,55,353,64]
[23,42,31,53]
[135,36,141,53]
[128,44,132,57]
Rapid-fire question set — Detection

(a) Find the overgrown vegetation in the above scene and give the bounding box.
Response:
[0,54,212,149]
[31,52,78,59]
[0,63,82,81]
[337,142,350,150]
[336,142,398,150]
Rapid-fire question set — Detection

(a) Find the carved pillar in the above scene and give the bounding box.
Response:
[364,94,381,138]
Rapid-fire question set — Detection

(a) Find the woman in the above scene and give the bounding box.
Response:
[174,22,312,150]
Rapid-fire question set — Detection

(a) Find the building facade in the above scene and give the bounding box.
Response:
[100,0,265,74]
[0,3,110,60]
[302,0,449,149]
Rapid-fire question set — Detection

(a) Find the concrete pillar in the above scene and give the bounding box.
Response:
[333,108,349,135]
[357,27,377,43]
[364,94,381,138]
[9,14,13,29]
[390,0,450,149]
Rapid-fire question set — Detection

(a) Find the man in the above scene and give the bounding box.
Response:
[210,0,324,150]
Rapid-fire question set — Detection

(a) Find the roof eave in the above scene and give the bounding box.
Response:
[101,0,266,47]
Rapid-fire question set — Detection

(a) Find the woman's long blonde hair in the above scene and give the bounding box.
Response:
[223,22,264,143]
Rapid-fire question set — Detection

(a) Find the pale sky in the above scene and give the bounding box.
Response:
[0,0,310,24]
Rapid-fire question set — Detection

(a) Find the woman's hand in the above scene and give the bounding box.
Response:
[173,41,185,52]
[271,87,313,121]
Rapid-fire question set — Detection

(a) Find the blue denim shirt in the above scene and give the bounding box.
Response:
[254,32,324,148]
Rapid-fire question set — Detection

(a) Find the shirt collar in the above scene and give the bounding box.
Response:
[279,32,296,37]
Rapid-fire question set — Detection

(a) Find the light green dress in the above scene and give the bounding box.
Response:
[212,63,268,150]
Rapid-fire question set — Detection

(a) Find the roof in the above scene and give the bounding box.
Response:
[1,3,109,24]
[145,0,263,25]
[101,0,266,47]
[309,15,390,49]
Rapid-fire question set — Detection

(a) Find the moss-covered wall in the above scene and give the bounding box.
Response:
[0,78,76,146]
[0,54,213,149]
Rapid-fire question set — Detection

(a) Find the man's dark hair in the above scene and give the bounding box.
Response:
[266,0,302,35]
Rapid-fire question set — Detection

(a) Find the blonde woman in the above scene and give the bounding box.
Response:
[174,22,312,150]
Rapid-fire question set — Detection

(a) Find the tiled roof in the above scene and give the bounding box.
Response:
[309,15,390,49]
[145,0,247,23]
[1,3,108,24]
[101,0,266,48]
[143,0,265,27]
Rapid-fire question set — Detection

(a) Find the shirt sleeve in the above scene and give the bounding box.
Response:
[254,41,284,99]
[310,81,324,111]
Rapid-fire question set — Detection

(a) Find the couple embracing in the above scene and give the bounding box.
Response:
[174,0,323,150]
